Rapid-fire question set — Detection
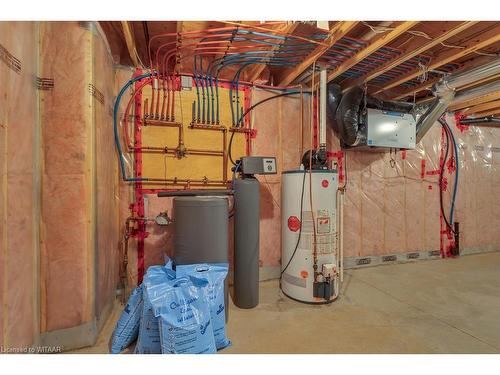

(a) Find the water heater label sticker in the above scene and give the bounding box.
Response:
[317,217,330,234]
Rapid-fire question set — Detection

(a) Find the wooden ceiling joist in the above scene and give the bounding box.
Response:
[473,107,500,117]
[275,21,359,87]
[340,21,478,92]
[390,77,441,101]
[390,56,500,100]
[323,21,419,85]
[462,99,500,115]
[246,22,300,82]
[448,89,500,112]
[373,25,500,95]
[121,21,140,67]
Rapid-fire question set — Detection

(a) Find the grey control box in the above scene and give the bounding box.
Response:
[240,156,277,175]
[366,108,416,149]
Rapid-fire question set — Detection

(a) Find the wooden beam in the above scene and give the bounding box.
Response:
[121,21,140,67]
[389,55,499,100]
[340,21,478,92]
[449,90,500,112]
[275,21,359,87]
[373,25,500,95]
[246,22,299,82]
[322,21,419,85]
[473,107,500,117]
[462,99,500,115]
[390,77,441,100]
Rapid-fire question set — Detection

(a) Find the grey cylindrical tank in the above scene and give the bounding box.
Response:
[233,177,260,309]
[173,197,229,265]
[173,196,230,320]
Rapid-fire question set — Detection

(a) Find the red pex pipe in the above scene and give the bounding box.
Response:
[133,68,146,284]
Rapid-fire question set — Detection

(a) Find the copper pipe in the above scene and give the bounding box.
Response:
[144,119,180,127]
[150,79,156,117]
[143,119,185,157]
[190,123,226,131]
[160,78,167,120]
[222,129,228,182]
[134,146,223,157]
[143,178,227,184]
[166,76,171,121]
[170,77,176,121]
[144,98,149,118]
[155,79,161,119]
[189,148,223,156]
[143,182,229,189]
[120,229,130,303]
[178,122,184,149]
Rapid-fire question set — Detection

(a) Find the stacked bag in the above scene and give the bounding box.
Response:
[110,259,230,354]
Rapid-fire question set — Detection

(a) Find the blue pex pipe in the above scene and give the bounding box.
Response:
[113,72,152,181]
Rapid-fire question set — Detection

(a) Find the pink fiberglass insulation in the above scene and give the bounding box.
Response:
[39,21,118,339]
[40,21,92,333]
[0,21,38,349]
[94,31,120,325]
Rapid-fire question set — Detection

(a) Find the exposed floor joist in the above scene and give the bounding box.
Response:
[275,21,359,87]
[246,22,300,82]
[121,21,140,67]
[373,25,500,95]
[449,90,500,112]
[462,99,500,115]
[474,108,500,117]
[321,21,419,86]
[340,21,478,92]
[390,55,499,100]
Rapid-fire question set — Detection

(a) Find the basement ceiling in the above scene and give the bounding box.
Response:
[100,21,500,117]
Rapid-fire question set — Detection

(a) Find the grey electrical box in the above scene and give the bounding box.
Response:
[240,156,277,175]
[180,75,193,90]
[366,108,416,149]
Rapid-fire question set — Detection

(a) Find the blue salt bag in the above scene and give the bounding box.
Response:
[135,264,175,354]
[176,263,230,350]
[151,276,216,354]
[110,285,143,354]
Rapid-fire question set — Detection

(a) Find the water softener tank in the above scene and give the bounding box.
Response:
[173,196,229,264]
[173,196,229,319]
[281,169,339,303]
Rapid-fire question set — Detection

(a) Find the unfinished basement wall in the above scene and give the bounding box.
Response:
[1,21,119,351]
[117,76,500,284]
[113,69,250,289]
[0,21,39,351]
[38,21,118,350]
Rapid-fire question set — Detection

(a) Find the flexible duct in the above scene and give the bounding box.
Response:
[326,83,342,133]
[335,86,364,146]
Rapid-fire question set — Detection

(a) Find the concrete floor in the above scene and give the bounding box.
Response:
[71,252,500,354]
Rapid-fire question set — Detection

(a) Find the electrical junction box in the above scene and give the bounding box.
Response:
[180,75,193,90]
[366,108,416,149]
[240,156,277,175]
